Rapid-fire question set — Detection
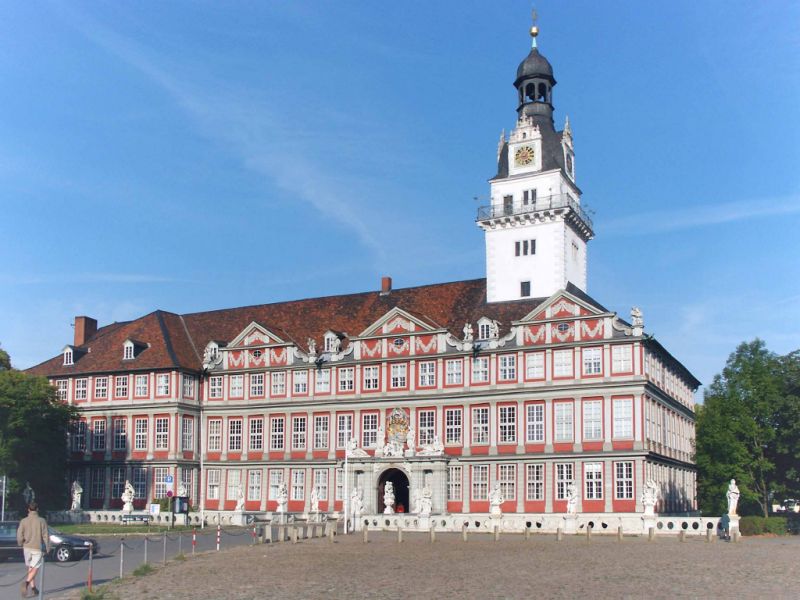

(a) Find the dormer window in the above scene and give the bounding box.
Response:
[123,341,134,360]
[478,323,491,340]
[324,332,341,353]
[64,349,73,366]
[477,317,500,340]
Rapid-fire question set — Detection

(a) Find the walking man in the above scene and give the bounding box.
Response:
[16,502,50,597]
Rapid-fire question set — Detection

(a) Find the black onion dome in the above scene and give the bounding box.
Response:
[516,48,554,82]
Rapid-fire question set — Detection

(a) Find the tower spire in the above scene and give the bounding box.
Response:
[530,8,539,49]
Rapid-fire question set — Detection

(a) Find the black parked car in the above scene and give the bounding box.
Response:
[0,522,99,562]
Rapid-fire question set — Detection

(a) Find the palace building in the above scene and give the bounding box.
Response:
[28,24,699,522]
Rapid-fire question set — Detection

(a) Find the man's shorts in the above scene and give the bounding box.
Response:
[23,548,43,569]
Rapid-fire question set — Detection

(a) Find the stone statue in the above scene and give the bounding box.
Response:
[489,483,504,517]
[383,481,395,514]
[121,480,136,513]
[330,336,341,353]
[376,425,385,448]
[350,487,364,518]
[70,480,83,511]
[462,323,474,343]
[411,488,421,513]
[489,320,501,338]
[177,483,188,498]
[276,482,289,514]
[310,487,320,513]
[22,482,35,506]
[405,426,416,456]
[631,307,644,328]
[641,479,659,516]
[419,434,444,456]
[565,483,578,515]
[235,486,245,512]
[307,338,317,356]
[726,479,740,516]
[346,437,369,458]
[418,486,433,517]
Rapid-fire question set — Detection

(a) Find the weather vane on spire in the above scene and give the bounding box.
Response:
[530,8,539,49]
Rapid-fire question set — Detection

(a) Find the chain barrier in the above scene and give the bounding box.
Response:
[0,570,28,588]
[222,528,250,537]
[48,547,92,569]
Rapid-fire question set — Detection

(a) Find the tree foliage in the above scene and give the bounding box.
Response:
[696,340,800,517]
[0,358,76,513]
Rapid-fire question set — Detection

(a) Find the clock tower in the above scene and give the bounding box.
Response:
[478,23,593,303]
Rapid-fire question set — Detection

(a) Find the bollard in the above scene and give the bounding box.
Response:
[617,526,623,542]
[87,543,94,592]
[216,524,221,551]
[119,540,124,579]
[362,526,368,544]
[278,525,285,543]
[162,535,167,565]
[430,526,436,543]
[679,530,686,542]
[397,526,403,543]
[494,526,500,542]
[525,526,530,540]
[705,527,713,543]
[462,523,468,542]
[293,526,299,544]
[732,530,740,543]
[556,527,563,541]
[586,525,592,541]
[192,528,197,555]
[178,533,183,556]
[37,556,45,600]
[144,536,148,564]
[328,523,335,543]
[252,526,258,545]
[648,527,655,541]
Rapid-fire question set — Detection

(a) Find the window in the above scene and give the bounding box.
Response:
[293,371,308,394]
[111,467,126,501]
[207,419,222,452]
[478,322,492,340]
[230,374,244,397]
[64,349,73,366]
[514,239,537,256]
[526,463,544,501]
[291,469,305,501]
[445,359,463,385]
[362,413,378,447]
[250,373,264,397]
[418,361,436,387]
[445,408,462,445]
[613,398,633,438]
[209,376,223,399]
[228,419,243,451]
[472,406,489,445]
[156,374,170,396]
[525,352,545,380]
[75,378,88,400]
[335,468,344,502]
[315,369,330,393]
[472,357,489,383]
[92,419,106,451]
[269,372,285,395]
[207,469,221,500]
[390,364,407,389]
[324,335,339,353]
[181,469,193,500]
[554,402,574,442]
[471,465,489,500]
[134,418,148,451]
[182,375,195,398]
[123,343,134,360]
[338,368,354,392]
[72,421,87,451]
[314,415,329,449]
[154,467,170,499]
[615,461,634,500]
[498,464,516,500]
[292,416,307,450]
[556,463,574,500]
[268,470,284,500]
[91,468,105,500]
[249,418,263,451]
[583,400,602,440]
[113,418,127,451]
[56,379,68,401]
[314,469,328,501]
[585,463,603,499]
[132,467,147,500]
[155,417,169,450]
[337,414,352,448]
[520,281,531,297]
[448,465,462,501]
[498,405,517,443]
[418,410,435,445]
[270,417,285,451]
[247,470,262,501]
[499,354,517,381]
[362,366,379,391]
[226,470,241,501]
[181,417,193,451]
[523,189,537,205]
[135,374,148,397]
[94,377,108,399]
[582,347,602,376]
[526,403,544,443]
[612,345,633,374]
[115,376,128,398]
[553,350,573,378]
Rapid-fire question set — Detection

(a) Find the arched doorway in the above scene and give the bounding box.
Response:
[377,468,410,514]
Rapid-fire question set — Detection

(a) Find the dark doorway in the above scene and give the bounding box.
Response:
[377,468,410,513]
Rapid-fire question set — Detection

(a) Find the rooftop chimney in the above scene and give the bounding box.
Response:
[380,276,392,296]
[74,316,98,347]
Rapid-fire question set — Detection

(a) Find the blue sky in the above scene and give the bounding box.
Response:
[1,1,798,392]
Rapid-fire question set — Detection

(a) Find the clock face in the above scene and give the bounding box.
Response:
[515,145,535,166]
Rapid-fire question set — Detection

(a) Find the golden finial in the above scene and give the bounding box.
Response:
[530,8,539,48]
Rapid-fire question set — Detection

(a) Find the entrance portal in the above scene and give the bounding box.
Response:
[377,468,410,514]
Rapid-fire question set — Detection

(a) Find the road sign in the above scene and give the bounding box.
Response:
[165,475,174,483]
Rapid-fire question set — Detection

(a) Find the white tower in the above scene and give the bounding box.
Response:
[478,23,593,303]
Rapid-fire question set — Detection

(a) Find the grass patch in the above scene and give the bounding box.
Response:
[80,587,116,600]
[740,516,789,536]
[174,553,187,561]
[55,523,194,535]
[133,563,155,577]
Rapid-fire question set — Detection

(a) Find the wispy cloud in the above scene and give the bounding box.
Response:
[55,6,384,257]
[600,194,800,235]
[0,273,181,285]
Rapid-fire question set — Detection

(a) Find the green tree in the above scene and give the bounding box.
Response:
[696,339,798,517]
[0,344,10,371]
[0,357,76,513]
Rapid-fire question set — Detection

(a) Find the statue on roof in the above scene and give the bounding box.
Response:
[307,338,317,357]
[489,320,501,338]
[462,323,474,343]
[631,307,643,328]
